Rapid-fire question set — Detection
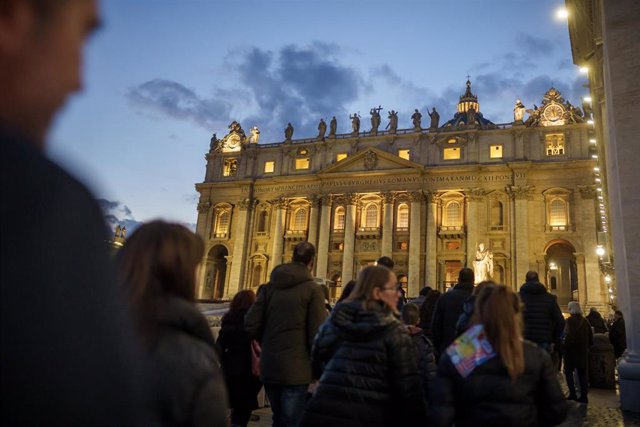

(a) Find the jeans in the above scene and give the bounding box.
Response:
[263,383,308,427]
[564,365,588,399]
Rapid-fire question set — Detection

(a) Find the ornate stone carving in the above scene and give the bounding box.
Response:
[506,184,535,200]
[364,151,378,170]
[197,201,211,213]
[309,195,321,208]
[466,187,487,201]
[577,185,597,199]
[408,191,424,203]
[270,197,289,209]
[237,198,253,210]
[319,194,333,206]
[424,191,436,204]
[381,192,395,204]
[345,193,359,205]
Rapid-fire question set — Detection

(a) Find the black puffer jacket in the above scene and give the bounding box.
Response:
[151,296,229,427]
[431,340,568,427]
[519,281,565,347]
[407,325,437,403]
[432,283,474,355]
[301,300,427,427]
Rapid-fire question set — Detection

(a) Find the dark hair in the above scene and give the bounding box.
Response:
[116,221,204,345]
[525,271,539,282]
[376,256,394,269]
[228,289,256,314]
[402,303,420,326]
[615,310,623,317]
[292,241,315,265]
[337,280,356,303]
[472,280,496,296]
[347,265,396,313]
[419,286,432,296]
[458,268,474,284]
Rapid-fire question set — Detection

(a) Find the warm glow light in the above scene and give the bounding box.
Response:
[596,246,605,257]
[590,138,597,144]
[588,119,594,125]
[592,154,598,159]
[549,261,558,270]
[556,8,569,19]
[597,187,603,191]
[595,178,601,182]
[605,275,612,283]
[584,96,592,103]
[594,167,600,172]
[579,66,589,74]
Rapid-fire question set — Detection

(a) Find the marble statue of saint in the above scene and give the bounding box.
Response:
[411,109,422,130]
[329,116,337,137]
[513,99,526,122]
[284,123,294,140]
[386,110,398,133]
[370,106,382,134]
[209,133,218,151]
[473,243,494,283]
[350,113,361,135]
[428,107,440,129]
[249,126,260,144]
[318,118,327,139]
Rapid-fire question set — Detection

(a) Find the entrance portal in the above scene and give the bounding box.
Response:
[545,241,577,306]
[204,245,228,300]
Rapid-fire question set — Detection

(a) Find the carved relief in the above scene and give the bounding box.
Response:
[364,151,378,170]
[197,201,211,213]
[506,185,535,200]
[577,185,597,199]
[466,187,487,201]
[381,192,395,204]
[345,193,359,205]
[408,191,424,203]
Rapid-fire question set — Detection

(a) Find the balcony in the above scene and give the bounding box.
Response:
[212,232,229,240]
[438,225,465,238]
[285,229,307,241]
[356,227,381,239]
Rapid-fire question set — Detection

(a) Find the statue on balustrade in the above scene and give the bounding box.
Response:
[318,118,327,140]
[370,106,382,134]
[350,113,361,135]
[386,110,398,133]
[411,109,422,130]
[329,116,337,138]
[473,243,494,283]
[284,122,294,141]
[513,99,526,122]
[428,107,440,129]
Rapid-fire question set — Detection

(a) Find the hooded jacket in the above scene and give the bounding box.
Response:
[245,262,327,385]
[519,281,565,347]
[301,300,427,427]
[432,282,474,355]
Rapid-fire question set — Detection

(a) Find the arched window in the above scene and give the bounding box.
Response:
[444,201,462,227]
[490,200,504,229]
[364,204,378,228]
[215,211,230,235]
[257,210,268,232]
[334,207,345,231]
[549,199,567,226]
[397,204,409,229]
[292,208,308,231]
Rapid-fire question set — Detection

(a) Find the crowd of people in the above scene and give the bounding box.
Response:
[0,1,629,426]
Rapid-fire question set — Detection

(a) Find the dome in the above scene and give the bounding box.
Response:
[440,79,496,129]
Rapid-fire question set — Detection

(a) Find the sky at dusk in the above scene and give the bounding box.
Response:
[48,0,587,231]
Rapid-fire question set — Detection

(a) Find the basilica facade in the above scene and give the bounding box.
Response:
[194,81,605,310]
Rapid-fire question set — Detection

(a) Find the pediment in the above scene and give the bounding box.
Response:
[318,147,424,175]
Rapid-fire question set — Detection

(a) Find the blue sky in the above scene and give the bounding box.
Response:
[49,0,585,231]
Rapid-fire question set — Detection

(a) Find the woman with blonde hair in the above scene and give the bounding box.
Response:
[432,285,567,427]
[301,265,426,427]
[117,221,229,427]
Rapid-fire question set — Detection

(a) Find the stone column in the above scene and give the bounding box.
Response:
[508,185,534,284]
[227,199,251,296]
[269,198,287,271]
[381,192,394,258]
[195,201,212,297]
[315,195,332,279]
[408,191,423,297]
[341,194,358,282]
[307,196,320,248]
[425,192,438,288]
[465,188,485,271]
[578,185,605,309]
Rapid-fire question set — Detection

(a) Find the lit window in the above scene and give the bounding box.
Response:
[336,153,348,162]
[292,208,308,231]
[215,211,230,235]
[264,161,275,173]
[223,158,238,176]
[545,134,565,156]
[448,138,457,144]
[398,149,410,160]
[444,201,462,227]
[397,204,409,229]
[549,199,567,226]
[364,204,378,228]
[295,158,310,170]
[334,207,345,231]
[444,148,461,160]
[489,145,503,159]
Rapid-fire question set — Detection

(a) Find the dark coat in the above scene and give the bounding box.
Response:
[609,317,627,358]
[563,314,593,368]
[419,289,441,338]
[301,300,427,427]
[586,311,608,333]
[519,282,565,347]
[431,283,474,355]
[407,325,438,403]
[432,340,568,427]
[454,295,476,337]
[151,296,229,427]
[217,309,261,411]
[1,129,151,425]
[245,262,327,385]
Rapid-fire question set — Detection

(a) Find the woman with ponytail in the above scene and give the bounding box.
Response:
[431,285,567,427]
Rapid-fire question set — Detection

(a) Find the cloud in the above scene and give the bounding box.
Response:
[127,79,232,130]
[97,198,142,234]
[516,33,555,57]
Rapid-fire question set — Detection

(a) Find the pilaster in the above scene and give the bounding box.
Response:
[341,193,358,282]
[381,192,394,258]
[269,198,287,271]
[316,195,332,279]
[507,184,535,283]
[408,191,423,297]
[227,198,252,297]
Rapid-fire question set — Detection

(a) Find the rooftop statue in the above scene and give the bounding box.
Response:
[411,109,422,131]
[428,107,440,129]
[284,122,294,141]
[209,133,218,151]
[249,126,260,144]
[350,113,361,135]
[386,110,398,133]
[370,106,382,134]
[317,118,327,140]
[329,116,337,138]
[514,99,526,122]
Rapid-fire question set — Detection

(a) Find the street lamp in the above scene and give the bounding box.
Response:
[596,246,606,257]
[556,8,569,20]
